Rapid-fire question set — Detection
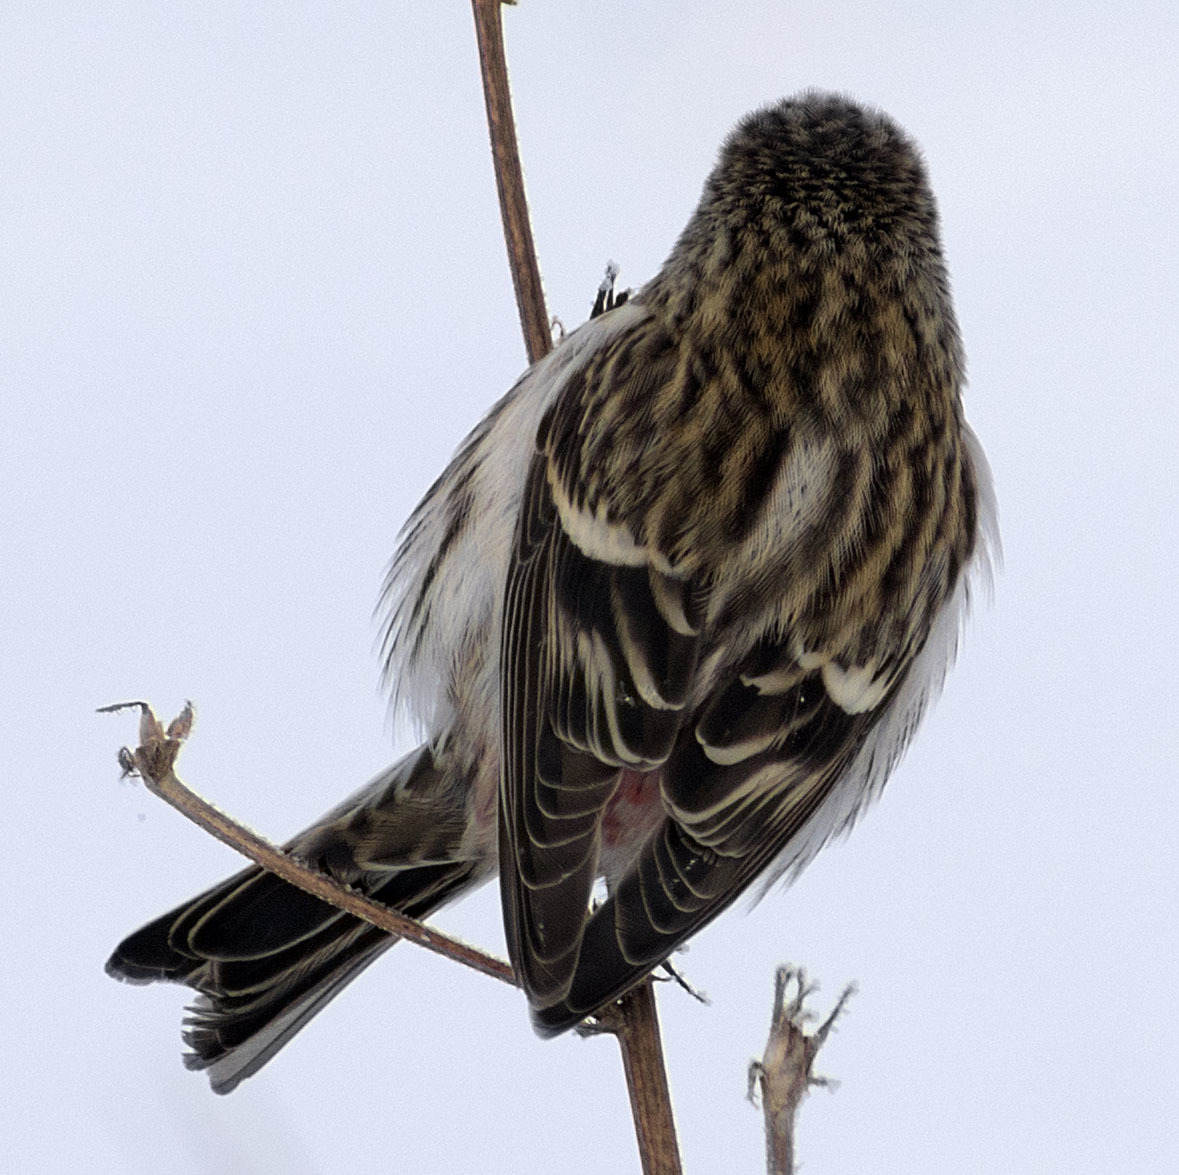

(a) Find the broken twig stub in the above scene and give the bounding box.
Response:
[748,965,855,1175]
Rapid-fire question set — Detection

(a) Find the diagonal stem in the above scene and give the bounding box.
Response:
[102,701,515,987]
[470,0,551,364]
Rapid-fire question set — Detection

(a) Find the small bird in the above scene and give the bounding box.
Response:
[107,91,996,1093]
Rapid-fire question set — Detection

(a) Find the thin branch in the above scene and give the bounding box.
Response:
[467,8,684,1172]
[99,701,515,987]
[748,966,855,1175]
[614,981,684,1175]
[470,0,551,364]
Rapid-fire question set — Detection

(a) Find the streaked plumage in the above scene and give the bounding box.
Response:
[108,91,996,1087]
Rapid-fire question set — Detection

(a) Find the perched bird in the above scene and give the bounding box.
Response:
[107,91,996,1093]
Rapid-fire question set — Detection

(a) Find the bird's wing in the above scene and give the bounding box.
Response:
[498,308,707,1013]
[497,303,980,1032]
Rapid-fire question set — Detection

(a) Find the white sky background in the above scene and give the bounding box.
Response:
[4,2,1178,1171]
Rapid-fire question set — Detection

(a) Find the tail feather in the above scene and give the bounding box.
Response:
[107,868,258,984]
[107,858,477,1092]
[182,869,346,961]
[184,932,391,1093]
[107,743,487,1092]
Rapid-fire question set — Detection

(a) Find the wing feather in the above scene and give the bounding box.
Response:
[498,314,704,1007]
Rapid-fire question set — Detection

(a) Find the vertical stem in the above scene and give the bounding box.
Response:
[750,967,855,1175]
[468,8,683,1171]
[615,980,684,1175]
[470,0,552,365]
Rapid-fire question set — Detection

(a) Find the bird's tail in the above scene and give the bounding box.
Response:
[106,742,486,1093]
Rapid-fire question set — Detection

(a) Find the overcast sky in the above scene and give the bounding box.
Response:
[4,3,1178,1172]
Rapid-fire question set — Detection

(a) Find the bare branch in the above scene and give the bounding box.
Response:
[614,981,684,1175]
[466,9,684,1170]
[748,966,855,1175]
[99,701,515,988]
[470,0,551,364]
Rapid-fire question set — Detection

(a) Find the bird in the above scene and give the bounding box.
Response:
[107,90,996,1094]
